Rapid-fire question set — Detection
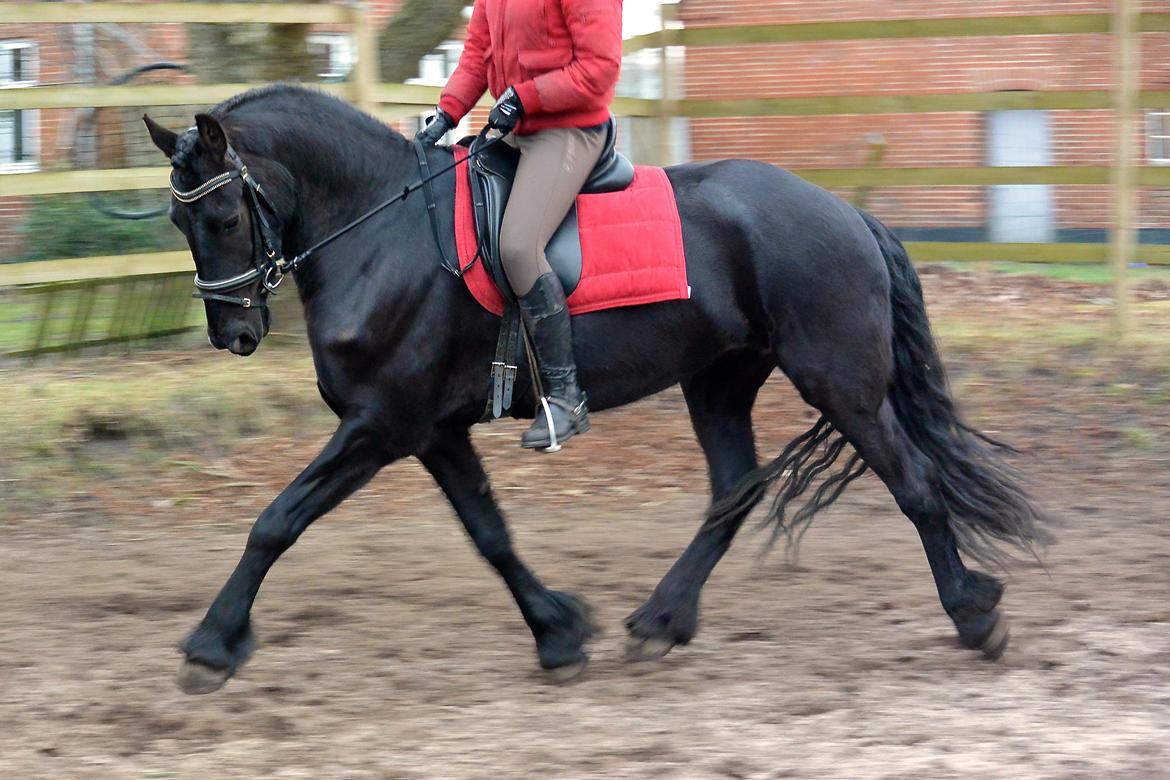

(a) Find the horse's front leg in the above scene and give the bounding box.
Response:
[419,428,594,681]
[178,417,394,694]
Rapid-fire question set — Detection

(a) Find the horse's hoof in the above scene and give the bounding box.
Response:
[545,659,588,684]
[176,660,233,695]
[979,613,1010,661]
[623,635,675,663]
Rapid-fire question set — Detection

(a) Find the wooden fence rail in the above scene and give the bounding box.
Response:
[2,3,1167,350]
[623,12,1170,52]
[7,164,1170,201]
[0,3,351,24]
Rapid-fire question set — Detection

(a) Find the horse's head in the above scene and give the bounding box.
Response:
[145,112,289,356]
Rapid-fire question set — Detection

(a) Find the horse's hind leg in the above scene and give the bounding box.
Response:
[419,427,594,681]
[781,328,1009,658]
[625,351,774,660]
[821,397,1009,657]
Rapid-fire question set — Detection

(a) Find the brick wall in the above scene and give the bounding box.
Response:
[679,0,1170,240]
[0,2,407,260]
[0,23,73,256]
[5,1,1168,259]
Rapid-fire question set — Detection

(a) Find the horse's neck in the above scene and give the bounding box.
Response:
[261,124,418,302]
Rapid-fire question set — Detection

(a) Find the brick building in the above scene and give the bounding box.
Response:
[3,0,1168,259]
[679,0,1170,243]
[0,2,408,258]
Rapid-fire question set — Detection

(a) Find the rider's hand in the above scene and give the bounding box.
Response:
[415,108,456,146]
[488,87,524,133]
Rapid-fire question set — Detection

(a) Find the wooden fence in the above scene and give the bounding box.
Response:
[0,2,1166,352]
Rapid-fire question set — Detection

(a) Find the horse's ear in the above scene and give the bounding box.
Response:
[143,113,178,159]
[194,113,228,162]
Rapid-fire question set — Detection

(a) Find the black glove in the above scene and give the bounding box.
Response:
[416,108,455,146]
[488,87,524,133]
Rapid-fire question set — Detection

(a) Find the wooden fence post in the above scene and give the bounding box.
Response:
[349,2,377,114]
[1111,0,1139,337]
[656,3,678,167]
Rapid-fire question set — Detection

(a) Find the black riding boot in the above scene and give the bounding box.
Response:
[518,273,590,451]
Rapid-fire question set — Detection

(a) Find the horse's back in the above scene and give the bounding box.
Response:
[669,156,888,280]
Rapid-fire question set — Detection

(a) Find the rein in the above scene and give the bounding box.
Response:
[173,127,507,309]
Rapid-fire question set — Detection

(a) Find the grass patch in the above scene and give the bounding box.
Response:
[0,345,333,520]
[2,277,1169,520]
[983,262,1170,286]
[0,278,203,356]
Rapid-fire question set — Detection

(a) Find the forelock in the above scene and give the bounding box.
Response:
[171,127,199,170]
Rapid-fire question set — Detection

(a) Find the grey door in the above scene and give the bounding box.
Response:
[987,110,1054,243]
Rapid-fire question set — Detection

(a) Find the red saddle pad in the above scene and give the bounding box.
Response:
[453,145,690,317]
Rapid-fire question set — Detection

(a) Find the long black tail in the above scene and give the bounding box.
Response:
[705,211,1047,566]
[858,209,1048,565]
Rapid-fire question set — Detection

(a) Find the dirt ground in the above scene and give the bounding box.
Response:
[2,268,1169,779]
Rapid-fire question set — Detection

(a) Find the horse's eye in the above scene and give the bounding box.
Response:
[223,214,241,232]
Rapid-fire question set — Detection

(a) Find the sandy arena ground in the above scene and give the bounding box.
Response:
[1,269,1169,778]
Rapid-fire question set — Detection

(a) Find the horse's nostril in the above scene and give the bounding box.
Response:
[229,333,259,356]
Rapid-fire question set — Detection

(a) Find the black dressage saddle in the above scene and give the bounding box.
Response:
[467,115,635,296]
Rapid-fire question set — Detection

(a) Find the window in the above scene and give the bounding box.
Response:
[410,41,466,143]
[1150,111,1170,165]
[307,33,355,81]
[0,40,39,172]
[409,41,463,87]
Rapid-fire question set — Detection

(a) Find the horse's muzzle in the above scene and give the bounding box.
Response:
[227,332,259,356]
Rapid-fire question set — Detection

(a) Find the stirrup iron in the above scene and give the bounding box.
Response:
[538,396,562,453]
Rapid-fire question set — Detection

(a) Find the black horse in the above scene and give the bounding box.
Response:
[144,86,1044,694]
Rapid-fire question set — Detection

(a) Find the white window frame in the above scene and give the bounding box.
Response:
[410,41,467,143]
[407,40,464,88]
[0,40,40,173]
[306,33,355,81]
[1149,111,1170,166]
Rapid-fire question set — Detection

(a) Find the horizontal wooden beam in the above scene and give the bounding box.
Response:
[3,5,1159,44]
[674,15,1112,47]
[6,244,1166,289]
[612,97,660,117]
[623,31,666,54]
[7,163,1169,198]
[0,2,350,24]
[366,83,681,117]
[680,91,1170,118]
[624,13,1170,52]
[0,83,349,111]
[0,82,664,117]
[905,242,1170,266]
[7,85,1166,116]
[370,83,444,107]
[0,252,193,286]
[1143,13,1170,33]
[4,325,199,359]
[0,167,170,197]
[800,166,1170,187]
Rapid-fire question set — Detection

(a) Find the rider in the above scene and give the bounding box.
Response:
[416,0,624,451]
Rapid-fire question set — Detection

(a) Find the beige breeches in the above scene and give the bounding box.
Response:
[499,125,608,295]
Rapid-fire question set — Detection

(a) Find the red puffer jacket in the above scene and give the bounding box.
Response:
[438,0,624,135]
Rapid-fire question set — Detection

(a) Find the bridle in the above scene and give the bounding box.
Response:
[171,144,287,309]
[171,128,508,310]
